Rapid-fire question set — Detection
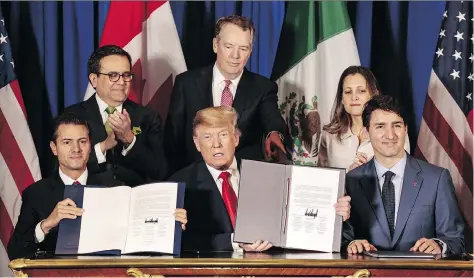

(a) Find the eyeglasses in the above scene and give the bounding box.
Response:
[97,72,134,82]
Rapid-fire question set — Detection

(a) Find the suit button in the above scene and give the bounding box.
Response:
[113,165,117,170]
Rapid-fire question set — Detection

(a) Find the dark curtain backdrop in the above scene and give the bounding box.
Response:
[0,1,445,177]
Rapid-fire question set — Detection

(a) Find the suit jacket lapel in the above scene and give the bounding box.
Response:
[196,66,213,108]
[123,100,136,125]
[50,172,66,204]
[84,94,108,142]
[359,160,392,241]
[233,69,253,116]
[196,162,233,231]
[391,155,423,246]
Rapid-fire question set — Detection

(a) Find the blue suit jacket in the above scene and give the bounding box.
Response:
[343,154,465,255]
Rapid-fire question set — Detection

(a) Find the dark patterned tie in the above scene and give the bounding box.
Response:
[382,171,396,237]
[72,181,81,185]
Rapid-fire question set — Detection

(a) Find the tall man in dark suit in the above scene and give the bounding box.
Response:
[343,95,465,255]
[169,106,351,252]
[64,45,167,186]
[165,15,290,175]
[7,113,187,260]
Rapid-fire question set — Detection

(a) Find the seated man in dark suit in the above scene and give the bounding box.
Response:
[169,106,351,252]
[343,95,465,255]
[64,45,167,186]
[165,15,290,176]
[7,113,187,260]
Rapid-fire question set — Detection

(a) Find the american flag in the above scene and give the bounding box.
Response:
[0,8,41,274]
[415,1,473,242]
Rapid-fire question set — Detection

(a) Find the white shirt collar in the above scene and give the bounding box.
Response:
[339,127,370,144]
[205,157,239,183]
[374,152,407,181]
[212,63,244,88]
[340,128,354,140]
[95,93,123,114]
[59,167,88,185]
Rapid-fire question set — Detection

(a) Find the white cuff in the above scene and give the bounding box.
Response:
[266,131,284,141]
[231,233,243,252]
[432,238,448,255]
[94,143,107,164]
[121,135,136,156]
[35,220,47,243]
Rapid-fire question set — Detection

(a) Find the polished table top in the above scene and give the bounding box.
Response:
[9,250,473,270]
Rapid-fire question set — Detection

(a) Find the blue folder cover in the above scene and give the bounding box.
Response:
[173,182,185,255]
[55,183,185,256]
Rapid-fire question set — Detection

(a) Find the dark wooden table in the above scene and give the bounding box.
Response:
[8,251,473,277]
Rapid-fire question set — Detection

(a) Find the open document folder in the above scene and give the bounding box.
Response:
[234,160,345,252]
[55,182,185,256]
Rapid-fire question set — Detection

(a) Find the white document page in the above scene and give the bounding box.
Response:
[284,167,341,252]
[123,183,178,254]
[78,186,131,254]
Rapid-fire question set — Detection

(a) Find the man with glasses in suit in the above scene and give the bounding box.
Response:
[63,45,167,186]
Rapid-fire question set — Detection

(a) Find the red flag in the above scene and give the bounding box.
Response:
[84,1,187,123]
[0,16,41,274]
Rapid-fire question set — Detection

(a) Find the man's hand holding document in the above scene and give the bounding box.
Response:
[234,160,349,252]
[55,182,185,255]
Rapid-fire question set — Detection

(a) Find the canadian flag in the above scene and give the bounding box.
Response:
[84,1,187,122]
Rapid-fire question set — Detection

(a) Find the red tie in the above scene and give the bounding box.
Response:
[73,181,81,185]
[220,80,233,106]
[219,171,238,228]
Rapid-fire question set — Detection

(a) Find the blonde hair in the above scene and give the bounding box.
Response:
[193,106,241,137]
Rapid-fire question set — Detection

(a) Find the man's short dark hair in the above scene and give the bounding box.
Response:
[87,45,132,76]
[215,15,255,42]
[51,112,90,143]
[362,95,405,128]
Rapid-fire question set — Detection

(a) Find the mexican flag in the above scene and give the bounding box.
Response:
[271,1,360,166]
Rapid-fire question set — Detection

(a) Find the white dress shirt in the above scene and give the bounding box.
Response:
[94,94,136,164]
[34,168,88,243]
[374,154,407,226]
[205,157,242,252]
[211,63,243,107]
[373,154,447,254]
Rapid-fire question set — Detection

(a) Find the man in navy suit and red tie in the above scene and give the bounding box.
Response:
[169,106,351,252]
[165,15,291,176]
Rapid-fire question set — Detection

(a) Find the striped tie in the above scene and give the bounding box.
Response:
[220,80,233,106]
[104,106,117,134]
